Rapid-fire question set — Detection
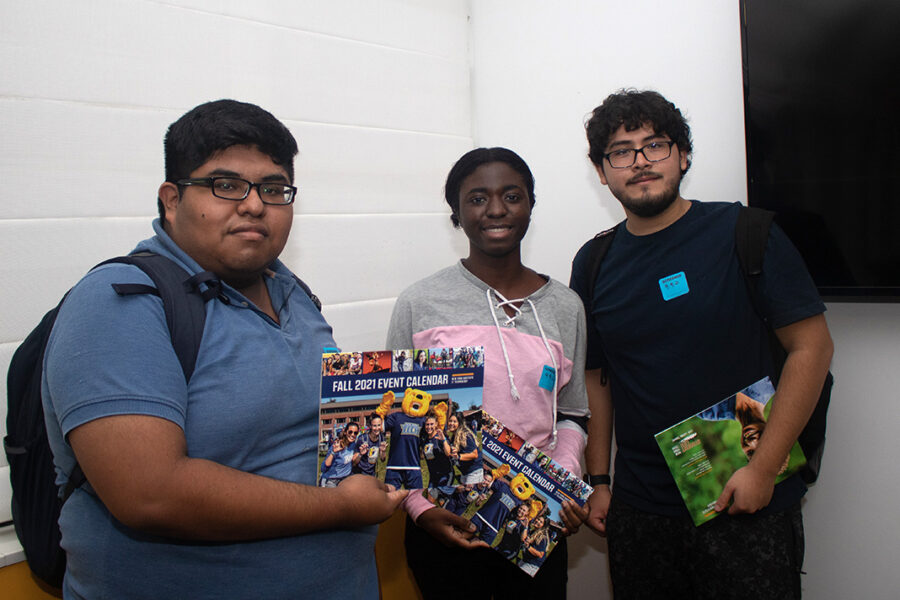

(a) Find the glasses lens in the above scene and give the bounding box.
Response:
[259,183,294,205]
[643,142,672,161]
[211,178,250,200]
[607,149,636,168]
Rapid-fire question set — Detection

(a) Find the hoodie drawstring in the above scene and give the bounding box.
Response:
[485,288,559,449]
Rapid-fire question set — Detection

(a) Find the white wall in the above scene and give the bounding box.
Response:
[470,2,900,599]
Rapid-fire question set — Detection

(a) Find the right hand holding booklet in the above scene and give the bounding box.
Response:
[654,377,807,526]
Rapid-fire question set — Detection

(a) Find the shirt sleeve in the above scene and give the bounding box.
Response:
[544,426,585,477]
[556,294,590,422]
[757,222,827,329]
[44,264,189,436]
[386,291,415,350]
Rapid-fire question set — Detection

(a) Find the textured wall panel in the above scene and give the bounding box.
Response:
[321,298,397,351]
[0,343,12,469]
[0,218,151,342]
[0,1,469,135]
[292,124,471,215]
[282,213,468,305]
[163,0,468,59]
[0,98,169,219]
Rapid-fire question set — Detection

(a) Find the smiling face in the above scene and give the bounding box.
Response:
[457,162,532,261]
[482,470,494,486]
[344,424,360,441]
[159,144,293,288]
[596,123,688,220]
[516,503,530,519]
[368,416,383,439]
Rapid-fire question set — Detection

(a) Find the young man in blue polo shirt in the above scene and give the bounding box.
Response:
[42,100,407,599]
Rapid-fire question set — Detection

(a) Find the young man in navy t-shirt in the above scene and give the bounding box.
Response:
[573,89,834,598]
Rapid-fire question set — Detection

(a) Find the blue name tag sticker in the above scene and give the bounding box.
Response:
[659,272,689,301]
[538,365,557,391]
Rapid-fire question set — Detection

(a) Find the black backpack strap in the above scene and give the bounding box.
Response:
[734,205,832,483]
[292,275,322,311]
[735,206,775,283]
[61,464,86,503]
[735,206,786,372]
[101,252,214,382]
[4,251,214,561]
[587,224,620,302]
[583,224,620,385]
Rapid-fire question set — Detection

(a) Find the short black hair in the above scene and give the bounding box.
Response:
[585,89,692,175]
[444,147,536,228]
[159,99,298,219]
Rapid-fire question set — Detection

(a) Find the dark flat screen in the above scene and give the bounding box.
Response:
[741,0,900,301]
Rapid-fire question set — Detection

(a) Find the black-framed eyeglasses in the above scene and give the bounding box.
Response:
[177,177,297,205]
[603,141,676,169]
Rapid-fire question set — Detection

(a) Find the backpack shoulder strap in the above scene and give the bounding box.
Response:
[586,224,620,305]
[735,205,775,303]
[292,275,322,311]
[734,205,832,483]
[734,205,786,370]
[580,223,620,385]
[99,252,215,382]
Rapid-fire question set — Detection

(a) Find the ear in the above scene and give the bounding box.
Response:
[594,163,609,185]
[678,149,689,173]
[158,182,180,228]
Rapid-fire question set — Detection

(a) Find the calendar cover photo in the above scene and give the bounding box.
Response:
[318,347,484,490]
[436,412,593,577]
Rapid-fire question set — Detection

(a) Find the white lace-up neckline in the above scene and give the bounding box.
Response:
[485,287,559,449]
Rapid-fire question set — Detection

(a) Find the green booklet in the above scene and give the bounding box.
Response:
[654,377,807,526]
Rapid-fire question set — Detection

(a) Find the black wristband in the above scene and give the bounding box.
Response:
[585,474,611,486]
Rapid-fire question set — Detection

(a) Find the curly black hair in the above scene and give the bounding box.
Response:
[585,89,692,175]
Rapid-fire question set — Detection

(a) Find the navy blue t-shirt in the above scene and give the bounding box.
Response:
[455,433,480,477]
[385,412,425,468]
[352,432,385,476]
[521,534,548,567]
[473,479,523,536]
[422,435,453,487]
[570,201,825,516]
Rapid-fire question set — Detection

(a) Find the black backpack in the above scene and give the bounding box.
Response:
[579,206,832,484]
[4,251,321,588]
[4,252,215,588]
[734,207,833,484]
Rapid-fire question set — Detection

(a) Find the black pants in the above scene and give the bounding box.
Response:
[404,516,568,600]
[607,495,804,600]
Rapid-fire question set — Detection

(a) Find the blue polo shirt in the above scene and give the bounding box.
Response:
[42,220,378,599]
